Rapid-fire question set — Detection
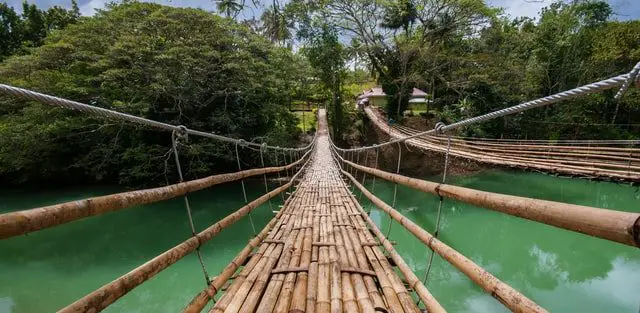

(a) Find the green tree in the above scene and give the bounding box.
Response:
[0,2,303,186]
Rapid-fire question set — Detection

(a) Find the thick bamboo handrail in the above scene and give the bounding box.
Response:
[341,169,549,313]
[57,149,314,313]
[334,166,447,313]
[182,202,286,313]
[182,154,313,313]
[341,158,640,248]
[0,147,313,240]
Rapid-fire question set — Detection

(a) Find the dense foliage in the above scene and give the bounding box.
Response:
[281,0,639,140]
[0,0,638,186]
[0,0,80,61]
[0,2,306,185]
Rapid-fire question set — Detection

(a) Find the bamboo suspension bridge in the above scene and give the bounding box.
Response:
[0,62,639,313]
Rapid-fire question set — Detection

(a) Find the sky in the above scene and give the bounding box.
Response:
[2,0,640,21]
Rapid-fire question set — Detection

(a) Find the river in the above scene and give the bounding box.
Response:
[0,170,639,313]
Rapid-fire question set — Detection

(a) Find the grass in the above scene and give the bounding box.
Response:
[294,111,316,132]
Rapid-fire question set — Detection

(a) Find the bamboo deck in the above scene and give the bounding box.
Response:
[209,110,422,313]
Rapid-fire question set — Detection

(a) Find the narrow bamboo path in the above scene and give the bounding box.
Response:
[209,109,423,313]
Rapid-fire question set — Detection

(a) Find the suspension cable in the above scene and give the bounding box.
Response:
[418,124,452,307]
[0,84,311,152]
[615,61,640,100]
[170,127,212,287]
[235,141,257,235]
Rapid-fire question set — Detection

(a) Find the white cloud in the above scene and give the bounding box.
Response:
[487,0,549,19]
[79,0,106,16]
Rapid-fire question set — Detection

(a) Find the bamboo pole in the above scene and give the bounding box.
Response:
[0,148,313,240]
[342,169,548,313]
[58,180,294,313]
[341,157,640,248]
[344,198,445,313]
[182,183,301,313]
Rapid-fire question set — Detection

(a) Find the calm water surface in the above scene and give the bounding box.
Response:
[1,171,639,312]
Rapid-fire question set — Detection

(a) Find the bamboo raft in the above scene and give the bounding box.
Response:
[364,107,640,181]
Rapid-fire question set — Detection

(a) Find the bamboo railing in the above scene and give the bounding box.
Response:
[341,158,640,248]
[0,148,312,240]
[338,167,548,313]
[58,146,314,313]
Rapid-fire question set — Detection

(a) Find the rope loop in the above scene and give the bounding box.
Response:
[434,122,447,134]
[238,139,247,148]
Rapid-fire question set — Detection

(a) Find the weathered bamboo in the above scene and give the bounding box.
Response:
[342,157,640,248]
[343,169,549,313]
[0,148,313,240]
[58,179,294,313]
[182,185,301,313]
[344,198,445,313]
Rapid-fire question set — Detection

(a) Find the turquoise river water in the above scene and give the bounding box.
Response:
[1,170,639,313]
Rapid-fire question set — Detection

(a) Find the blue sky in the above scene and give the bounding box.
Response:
[3,0,640,20]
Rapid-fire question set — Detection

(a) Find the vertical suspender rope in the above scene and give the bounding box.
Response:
[288,150,294,193]
[368,146,380,216]
[274,149,285,203]
[386,142,402,238]
[171,127,212,287]
[259,144,273,212]
[235,141,257,235]
[417,123,452,307]
[357,150,369,202]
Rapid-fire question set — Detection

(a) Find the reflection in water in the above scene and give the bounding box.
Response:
[361,169,640,313]
[0,170,639,312]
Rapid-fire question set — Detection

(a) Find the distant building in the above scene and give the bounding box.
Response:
[356,87,429,108]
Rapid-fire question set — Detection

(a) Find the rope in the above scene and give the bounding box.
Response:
[171,128,212,287]
[355,150,361,179]
[614,61,640,100]
[288,150,294,194]
[418,124,452,307]
[274,149,285,203]
[358,150,369,202]
[235,141,257,235]
[369,146,380,215]
[260,144,273,212]
[0,84,311,152]
[336,62,640,152]
[386,142,402,238]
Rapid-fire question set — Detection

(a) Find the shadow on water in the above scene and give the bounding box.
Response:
[0,181,283,313]
[357,169,640,313]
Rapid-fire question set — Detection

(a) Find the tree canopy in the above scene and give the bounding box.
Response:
[0,2,309,185]
[0,0,638,186]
